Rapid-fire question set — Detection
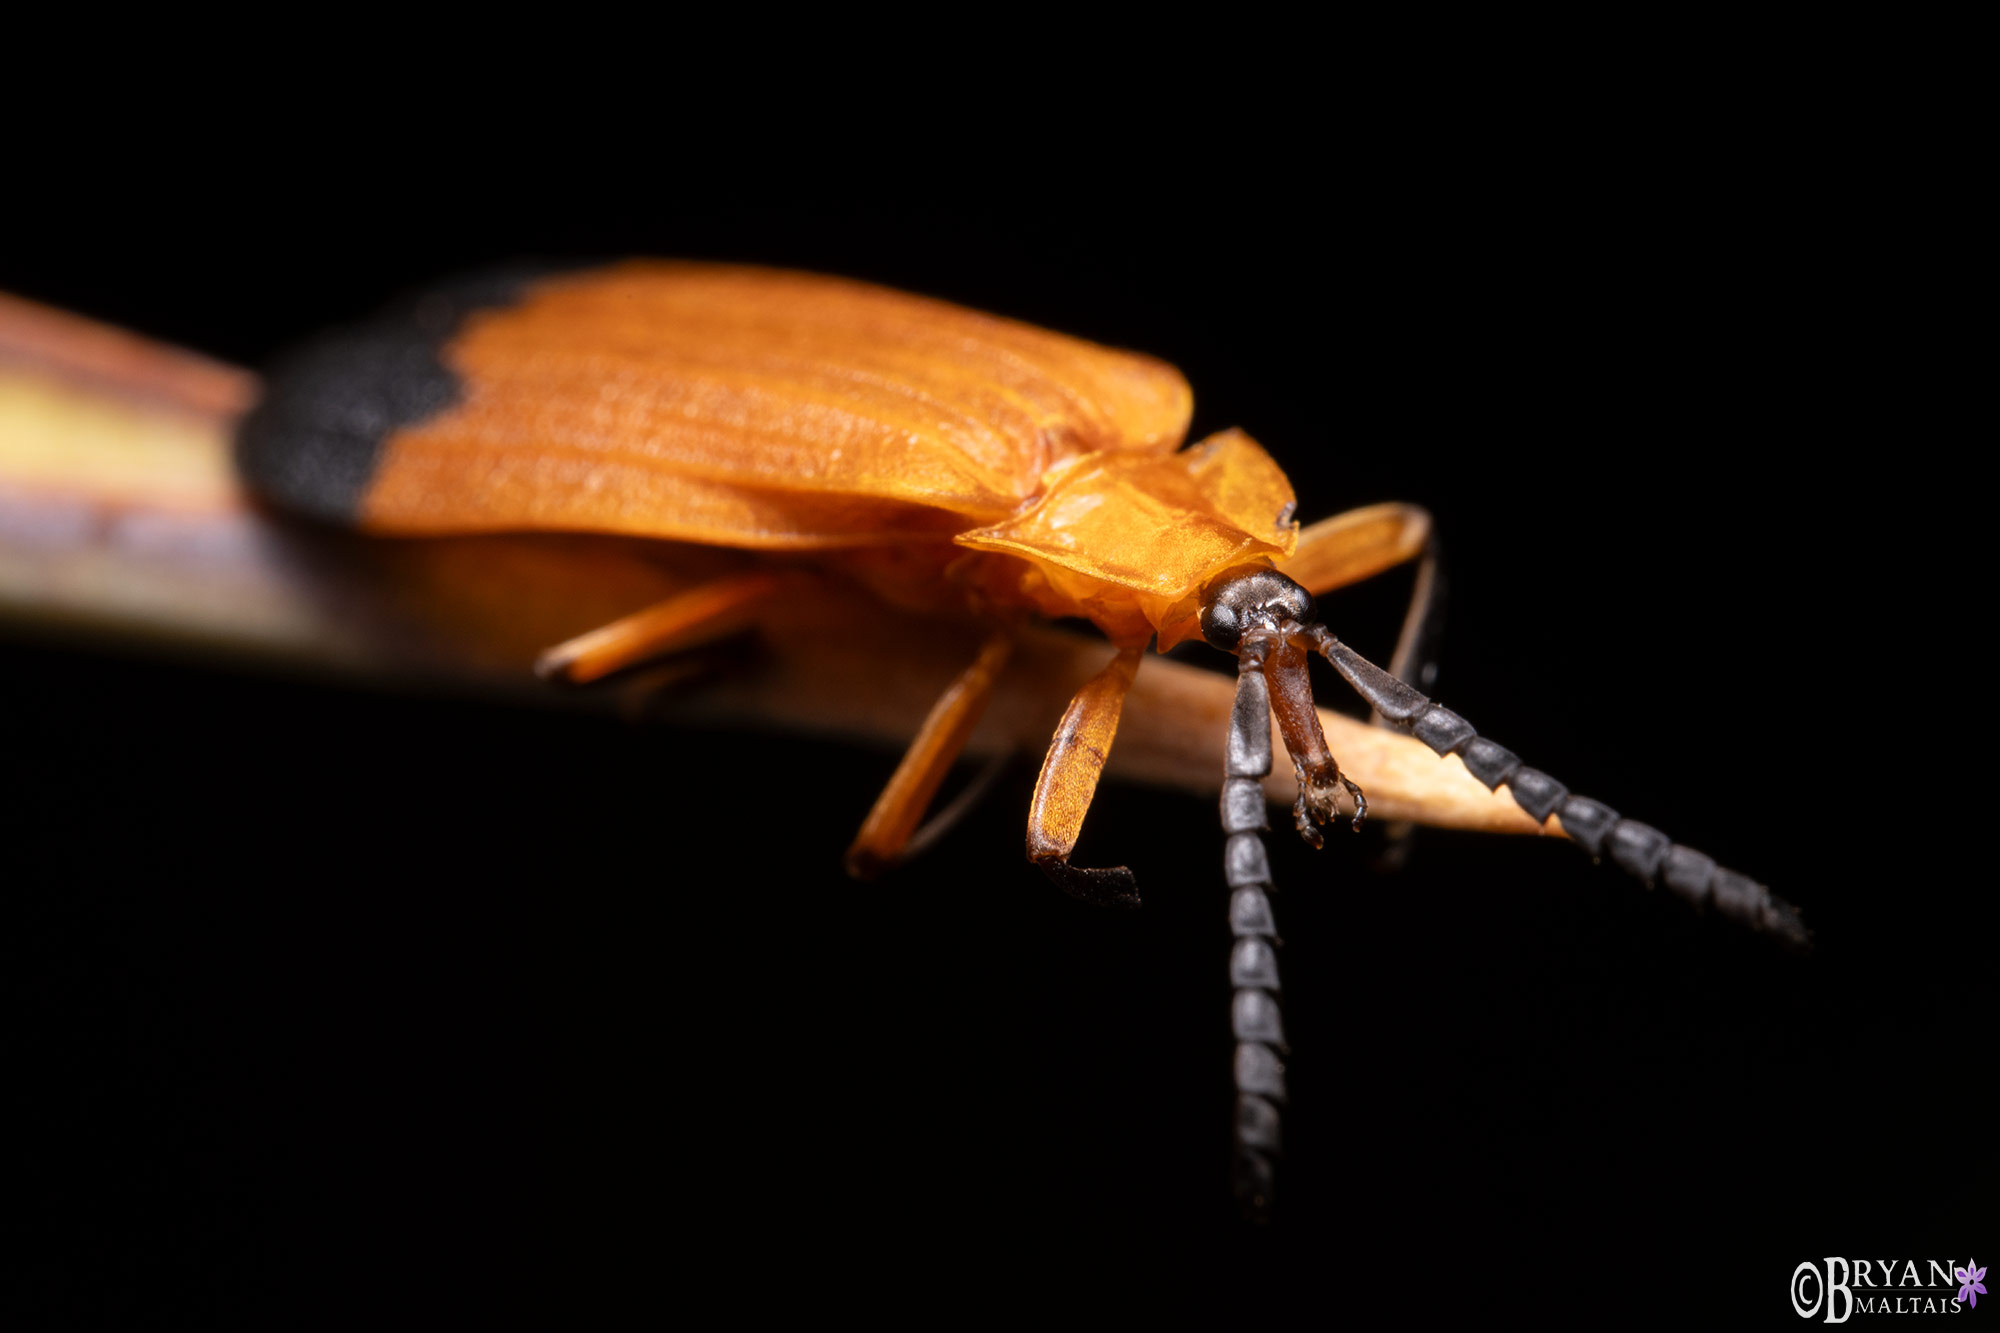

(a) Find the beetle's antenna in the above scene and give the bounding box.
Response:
[1304,626,1810,950]
[1224,637,1286,1221]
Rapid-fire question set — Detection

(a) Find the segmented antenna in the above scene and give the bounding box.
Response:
[1304,626,1809,950]
[1224,640,1286,1219]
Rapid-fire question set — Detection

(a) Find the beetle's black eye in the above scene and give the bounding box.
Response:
[1199,596,1245,651]
[1199,567,1318,652]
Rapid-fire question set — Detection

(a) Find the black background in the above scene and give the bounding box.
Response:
[2,67,1983,1326]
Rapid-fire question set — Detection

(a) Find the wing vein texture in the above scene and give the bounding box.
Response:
[359,262,1194,547]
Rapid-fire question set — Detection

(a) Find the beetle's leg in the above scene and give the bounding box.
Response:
[1366,536,1443,866]
[1223,636,1286,1221]
[1302,624,1811,950]
[895,749,1013,865]
[532,571,784,683]
[844,632,1015,879]
[1383,538,1443,695]
[1279,499,1442,696]
[1027,644,1146,908]
[1279,502,1431,601]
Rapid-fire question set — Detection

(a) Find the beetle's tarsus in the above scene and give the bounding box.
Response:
[1034,857,1141,910]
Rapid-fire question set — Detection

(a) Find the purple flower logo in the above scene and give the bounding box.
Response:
[1959,1260,1988,1309]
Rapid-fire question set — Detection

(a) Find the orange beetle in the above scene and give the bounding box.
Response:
[237,262,1412,898]
[234,260,1803,1215]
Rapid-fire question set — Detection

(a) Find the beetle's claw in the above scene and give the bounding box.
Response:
[1293,771,1367,842]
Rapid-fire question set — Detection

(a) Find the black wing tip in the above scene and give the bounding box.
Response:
[234,260,591,523]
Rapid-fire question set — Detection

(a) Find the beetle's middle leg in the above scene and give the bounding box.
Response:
[533,570,787,682]
[844,631,1015,879]
[1279,502,1430,601]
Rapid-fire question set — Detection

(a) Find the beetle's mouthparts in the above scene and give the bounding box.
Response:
[1265,634,1366,848]
[1293,756,1346,824]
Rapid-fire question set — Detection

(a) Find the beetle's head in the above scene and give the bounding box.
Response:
[1198,564,1363,840]
[1198,565,1317,651]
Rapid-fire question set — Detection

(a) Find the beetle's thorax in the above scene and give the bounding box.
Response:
[946,432,1302,647]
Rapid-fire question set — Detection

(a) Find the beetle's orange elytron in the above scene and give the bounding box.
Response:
[237,261,1804,1218]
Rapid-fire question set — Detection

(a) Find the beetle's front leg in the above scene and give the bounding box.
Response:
[1026,644,1145,908]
